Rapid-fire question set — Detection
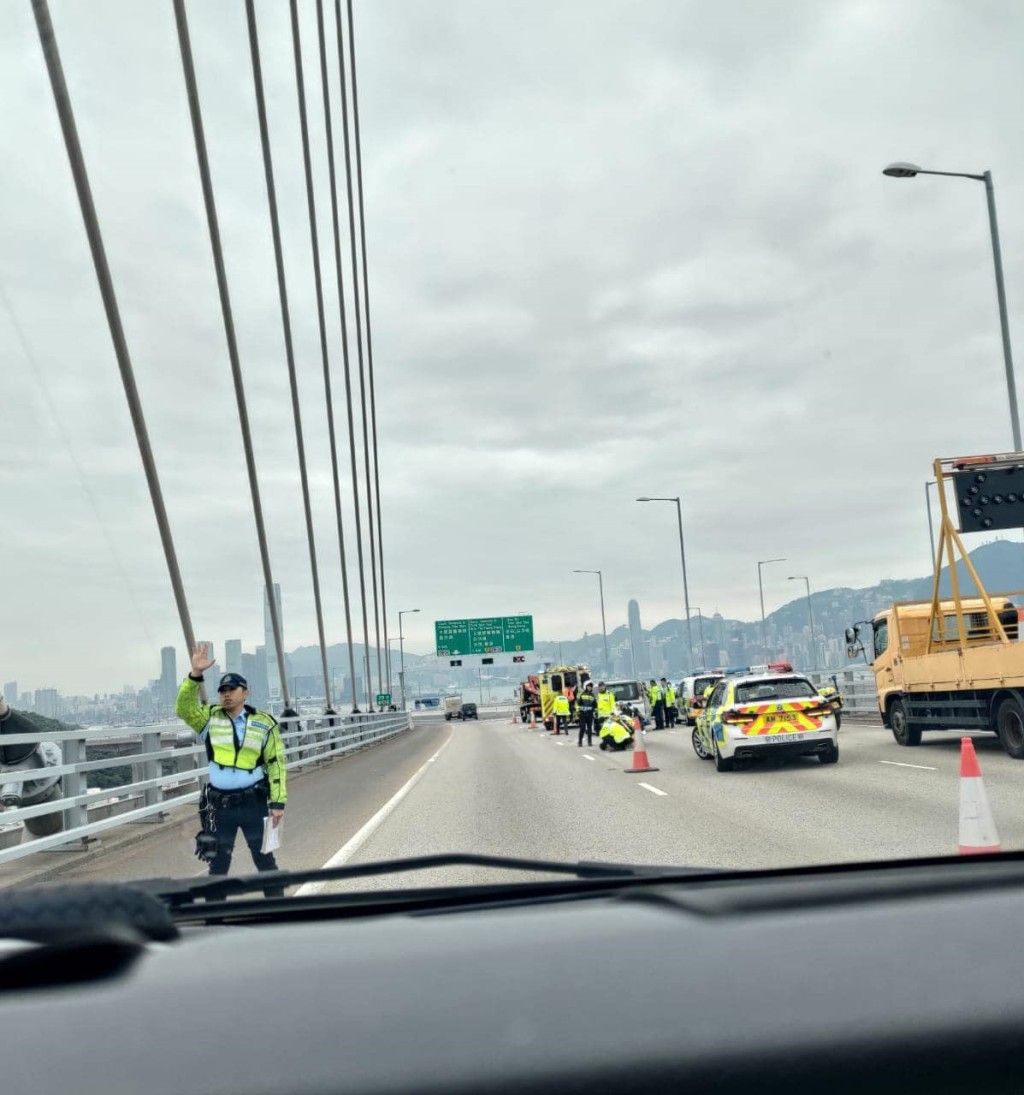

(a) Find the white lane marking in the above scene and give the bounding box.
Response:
[296,733,453,896]
[880,760,937,771]
[556,741,566,746]
[582,754,595,761]
[638,782,668,796]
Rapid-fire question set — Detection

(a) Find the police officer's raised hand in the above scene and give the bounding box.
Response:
[190,644,215,676]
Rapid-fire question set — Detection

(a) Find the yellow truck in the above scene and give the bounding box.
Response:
[847,452,1024,758]
[537,665,591,730]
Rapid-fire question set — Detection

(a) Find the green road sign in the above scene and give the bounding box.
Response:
[376,693,392,705]
[434,615,534,657]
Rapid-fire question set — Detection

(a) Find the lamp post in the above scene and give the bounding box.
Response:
[788,576,817,671]
[758,558,786,661]
[398,608,420,710]
[636,496,694,671]
[573,569,609,674]
[883,162,1020,451]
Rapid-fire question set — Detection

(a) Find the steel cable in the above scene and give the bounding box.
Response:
[31,0,206,702]
[318,0,373,711]
[345,0,390,698]
[334,0,381,708]
[172,0,292,712]
[289,0,359,713]
[244,0,332,711]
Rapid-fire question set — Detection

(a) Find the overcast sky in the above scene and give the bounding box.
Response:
[3,0,1024,695]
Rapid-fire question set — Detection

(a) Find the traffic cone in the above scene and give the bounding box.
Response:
[529,710,537,730]
[959,737,1001,855]
[510,706,518,725]
[626,716,659,774]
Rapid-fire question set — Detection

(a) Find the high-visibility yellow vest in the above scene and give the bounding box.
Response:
[553,694,570,716]
[596,690,616,716]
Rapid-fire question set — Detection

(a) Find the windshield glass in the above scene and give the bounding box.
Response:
[2,0,1022,902]
[734,679,819,703]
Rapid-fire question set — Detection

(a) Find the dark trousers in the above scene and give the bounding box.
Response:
[208,787,281,893]
[578,711,595,745]
[666,704,677,727]
[653,700,666,729]
[555,714,568,734]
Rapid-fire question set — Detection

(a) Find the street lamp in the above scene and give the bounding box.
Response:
[398,608,420,711]
[758,558,786,661]
[572,569,609,674]
[788,576,817,671]
[636,496,695,671]
[883,161,1020,450]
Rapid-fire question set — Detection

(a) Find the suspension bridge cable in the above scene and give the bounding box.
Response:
[318,0,372,712]
[31,0,206,701]
[345,0,391,698]
[244,0,334,711]
[335,0,381,709]
[172,0,292,713]
[289,0,357,714]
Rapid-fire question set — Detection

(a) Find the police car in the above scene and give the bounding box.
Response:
[691,666,839,771]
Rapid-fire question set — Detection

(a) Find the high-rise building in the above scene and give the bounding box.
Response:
[628,600,651,679]
[35,688,60,719]
[264,584,283,702]
[225,639,243,675]
[2,682,16,706]
[159,646,177,704]
[197,640,219,690]
[252,645,270,706]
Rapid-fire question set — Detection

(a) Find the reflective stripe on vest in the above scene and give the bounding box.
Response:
[597,692,615,716]
[205,711,272,771]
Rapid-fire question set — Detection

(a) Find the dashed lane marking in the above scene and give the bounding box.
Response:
[638,782,668,796]
[880,760,937,771]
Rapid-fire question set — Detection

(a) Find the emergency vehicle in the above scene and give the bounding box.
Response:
[677,673,725,725]
[691,665,840,771]
[518,666,592,728]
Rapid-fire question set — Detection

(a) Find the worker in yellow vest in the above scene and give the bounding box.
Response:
[595,682,616,738]
[552,691,571,735]
[664,680,678,727]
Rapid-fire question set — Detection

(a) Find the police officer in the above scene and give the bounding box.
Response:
[649,678,665,730]
[595,681,616,738]
[576,680,597,747]
[176,644,287,890]
[552,690,571,734]
[664,679,678,727]
[598,709,635,752]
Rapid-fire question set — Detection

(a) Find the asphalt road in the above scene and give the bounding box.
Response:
[10,709,1024,891]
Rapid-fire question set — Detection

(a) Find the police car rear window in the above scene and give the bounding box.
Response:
[734,679,817,703]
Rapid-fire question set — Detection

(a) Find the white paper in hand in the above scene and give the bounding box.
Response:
[261,814,282,854]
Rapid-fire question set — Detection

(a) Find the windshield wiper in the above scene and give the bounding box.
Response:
[130,853,723,919]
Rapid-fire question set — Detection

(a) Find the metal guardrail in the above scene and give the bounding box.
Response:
[0,710,412,865]
[808,668,879,716]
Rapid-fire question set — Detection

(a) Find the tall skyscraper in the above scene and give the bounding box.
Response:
[252,645,270,706]
[225,639,243,675]
[35,688,60,719]
[628,600,650,679]
[2,682,16,706]
[264,584,283,702]
[160,646,177,703]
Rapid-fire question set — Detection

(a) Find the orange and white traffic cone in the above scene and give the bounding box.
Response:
[959,736,1001,855]
[510,706,519,725]
[626,716,659,774]
[529,710,537,730]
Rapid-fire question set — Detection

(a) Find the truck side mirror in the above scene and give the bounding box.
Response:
[846,645,860,660]
[844,627,856,644]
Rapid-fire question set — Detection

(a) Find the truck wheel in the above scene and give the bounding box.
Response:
[890,698,921,746]
[996,696,1024,759]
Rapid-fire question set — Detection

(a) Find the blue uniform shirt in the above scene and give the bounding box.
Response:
[205,709,266,791]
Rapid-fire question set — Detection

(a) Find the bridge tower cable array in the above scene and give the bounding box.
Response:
[345,0,390,700]
[335,0,382,707]
[172,0,293,713]
[244,0,333,710]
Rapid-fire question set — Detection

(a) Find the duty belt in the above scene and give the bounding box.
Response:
[209,782,268,805]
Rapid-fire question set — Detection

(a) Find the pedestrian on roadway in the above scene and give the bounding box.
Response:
[595,681,616,738]
[176,644,287,894]
[662,677,677,727]
[553,690,571,734]
[649,678,666,730]
[576,680,597,746]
